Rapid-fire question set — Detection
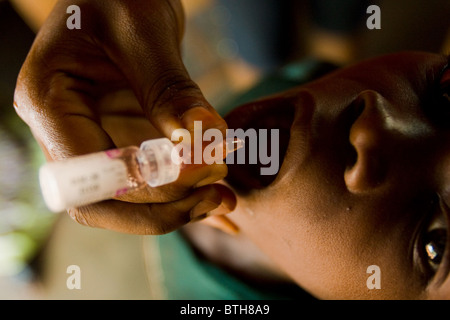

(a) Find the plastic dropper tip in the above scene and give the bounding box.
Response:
[225,137,245,154]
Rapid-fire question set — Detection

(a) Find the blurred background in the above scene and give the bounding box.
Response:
[0,0,449,299]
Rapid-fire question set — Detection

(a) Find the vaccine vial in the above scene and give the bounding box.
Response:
[39,138,180,212]
[39,137,244,212]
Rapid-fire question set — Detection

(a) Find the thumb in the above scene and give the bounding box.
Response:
[144,65,229,139]
[101,0,227,138]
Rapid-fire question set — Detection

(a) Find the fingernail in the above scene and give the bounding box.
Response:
[220,218,240,235]
[218,218,240,235]
[181,107,227,132]
[208,201,233,216]
[190,199,220,220]
[203,215,240,235]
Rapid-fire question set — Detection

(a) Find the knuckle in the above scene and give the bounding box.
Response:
[148,70,203,114]
[145,217,177,235]
[148,222,171,235]
[141,203,188,235]
[67,207,96,227]
[13,75,37,124]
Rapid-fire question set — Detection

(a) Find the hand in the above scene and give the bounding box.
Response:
[14,0,236,234]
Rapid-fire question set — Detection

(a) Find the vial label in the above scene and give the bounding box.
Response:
[40,152,129,211]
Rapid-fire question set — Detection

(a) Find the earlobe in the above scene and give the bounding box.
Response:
[199,215,240,235]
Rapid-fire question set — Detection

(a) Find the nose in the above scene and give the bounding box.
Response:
[344,90,392,194]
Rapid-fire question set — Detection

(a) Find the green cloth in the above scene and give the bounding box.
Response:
[219,57,338,115]
[157,231,313,300]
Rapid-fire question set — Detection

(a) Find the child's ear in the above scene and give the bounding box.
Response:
[199,215,239,235]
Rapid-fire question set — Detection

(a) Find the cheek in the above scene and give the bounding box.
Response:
[230,180,426,299]
[228,155,417,298]
[228,164,357,294]
[230,195,346,298]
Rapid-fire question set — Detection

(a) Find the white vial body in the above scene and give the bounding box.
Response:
[39,138,180,212]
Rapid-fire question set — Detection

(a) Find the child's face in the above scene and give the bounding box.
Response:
[224,52,450,299]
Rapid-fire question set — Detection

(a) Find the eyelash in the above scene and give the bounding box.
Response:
[415,195,448,284]
[429,57,450,121]
[414,62,450,284]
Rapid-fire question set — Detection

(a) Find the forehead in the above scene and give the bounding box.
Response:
[298,52,450,137]
[340,52,446,77]
[309,52,448,94]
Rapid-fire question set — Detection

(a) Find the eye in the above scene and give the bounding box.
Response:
[423,228,446,272]
[416,197,448,281]
[439,65,450,105]
[426,60,450,126]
